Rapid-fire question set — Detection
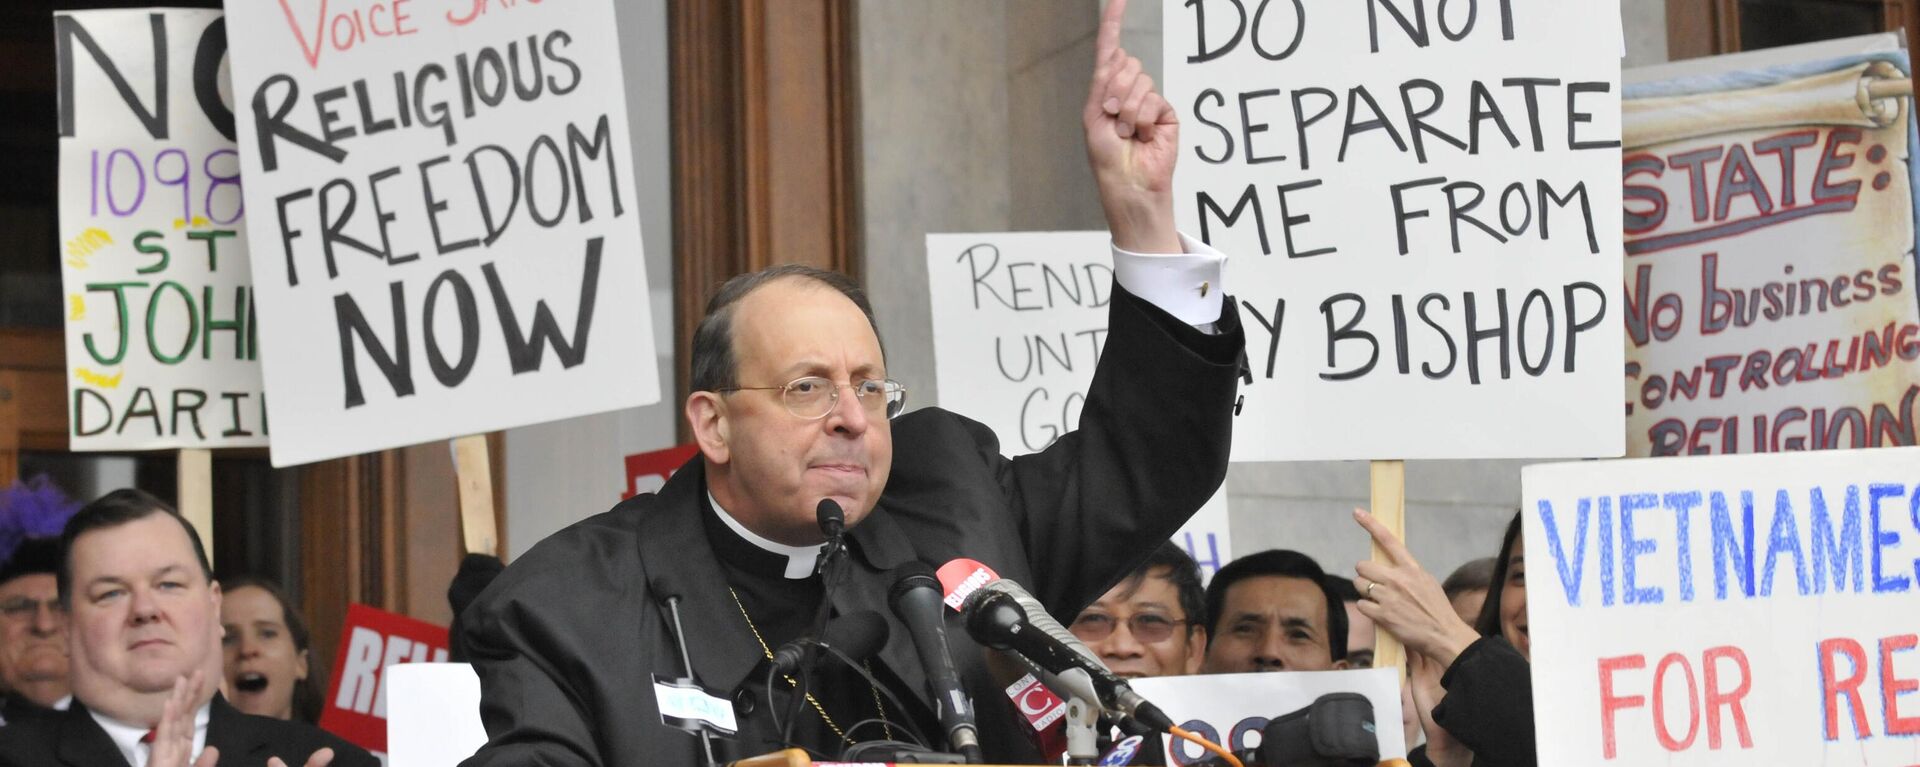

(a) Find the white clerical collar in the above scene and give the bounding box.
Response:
[53,694,72,711]
[91,700,210,767]
[707,491,825,580]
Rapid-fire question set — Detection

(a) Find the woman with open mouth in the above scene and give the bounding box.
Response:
[220,577,323,723]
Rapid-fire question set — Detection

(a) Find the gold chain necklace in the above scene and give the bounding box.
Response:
[727,587,893,745]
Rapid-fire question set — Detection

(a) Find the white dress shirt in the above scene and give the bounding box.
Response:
[91,702,210,767]
[1110,232,1229,330]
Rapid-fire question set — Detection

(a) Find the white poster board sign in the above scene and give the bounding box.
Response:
[225,0,658,466]
[55,9,268,450]
[1131,668,1406,763]
[1621,49,1920,456]
[927,232,1232,577]
[1165,0,1627,460]
[1523,446,1920,765]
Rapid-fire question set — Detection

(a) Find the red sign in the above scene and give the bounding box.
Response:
[623,443,699,499]
[319,604,450,754]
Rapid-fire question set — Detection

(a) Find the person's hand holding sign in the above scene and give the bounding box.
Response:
[1351,508,1482,669]
[1084,0,1182,256]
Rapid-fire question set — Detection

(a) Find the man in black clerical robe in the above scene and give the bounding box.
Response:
[458,2,1245,763]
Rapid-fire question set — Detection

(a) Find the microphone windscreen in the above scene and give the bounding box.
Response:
[824,609,890,663]
[816,498,845,533]
[936,558,1000,610]
[886,561,940,608]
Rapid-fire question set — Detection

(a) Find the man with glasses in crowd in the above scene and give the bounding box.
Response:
[457,2,1245,763]
[0,537,71,726]
[1069,542,1208,680]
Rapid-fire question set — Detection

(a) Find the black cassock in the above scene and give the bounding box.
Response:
[458,286,1245,766]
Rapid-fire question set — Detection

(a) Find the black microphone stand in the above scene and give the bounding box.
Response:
[781,500,849,750]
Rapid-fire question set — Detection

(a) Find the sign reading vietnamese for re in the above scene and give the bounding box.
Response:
[1523,447,1920,765]
[224,0,659,466]
[56,9,268,450]
[926,232,1233,577]
[1622,50,1920,456]
[1166,0,1627,460]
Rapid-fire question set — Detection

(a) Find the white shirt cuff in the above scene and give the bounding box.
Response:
[1110,232,1227,327]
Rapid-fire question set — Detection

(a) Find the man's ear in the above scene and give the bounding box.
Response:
[1182,626,1207,675]
[686,392,731,464]
[1333,657,1350,670]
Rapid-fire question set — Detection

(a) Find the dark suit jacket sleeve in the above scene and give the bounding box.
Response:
[993,284,1245,616]
[1430,636,1538,767]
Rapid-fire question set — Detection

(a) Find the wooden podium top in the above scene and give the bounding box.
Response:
[731,749,1415,767]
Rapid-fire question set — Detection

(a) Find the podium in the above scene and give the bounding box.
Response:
[731,750,1415,767]
[730,752,1047,767]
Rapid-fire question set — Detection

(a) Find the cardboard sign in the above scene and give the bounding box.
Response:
[926,232,1232,576]
[1164,0,1627,460]
[1130,668,1407,763]
[622,443,698,499]
[1523,446,1920,765]
[320,604,451,755]
[54,9,269,450]
[1621,50,1920,456]
[224,0,659,466]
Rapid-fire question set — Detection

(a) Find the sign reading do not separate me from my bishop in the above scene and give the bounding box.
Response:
[225,0,658,466]
[1166,0,1627,460]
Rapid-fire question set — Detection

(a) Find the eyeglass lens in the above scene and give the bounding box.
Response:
[1071,613,1180,642]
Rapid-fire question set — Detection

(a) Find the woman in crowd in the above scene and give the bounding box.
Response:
[219,577,324,723]
[1352,509,1534,767]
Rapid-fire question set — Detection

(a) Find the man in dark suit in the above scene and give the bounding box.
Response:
[459,1,1244,763]
[0,489,377,767]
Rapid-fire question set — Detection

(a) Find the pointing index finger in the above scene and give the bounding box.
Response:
[1096,0,1128,64]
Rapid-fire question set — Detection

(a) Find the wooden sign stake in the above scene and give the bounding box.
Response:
[453,434,500,557]
[1369,459,1407,671]
[176,448,214,567]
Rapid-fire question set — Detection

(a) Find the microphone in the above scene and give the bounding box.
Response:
[943,564,1174,733]
[649,569,721,767]
[816,499,846,575]
[748,609,890,685]
[888,564,984,762]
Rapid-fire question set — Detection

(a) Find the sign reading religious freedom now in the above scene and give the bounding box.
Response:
[55,9,268,450]
[1523,447,1920,765]
[224,0,658,466]
[926,232,1233,578]
[1622,46,1920,456]
[1165,1,1627,460]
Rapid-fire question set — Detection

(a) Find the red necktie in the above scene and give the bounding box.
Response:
[141,728,157,744]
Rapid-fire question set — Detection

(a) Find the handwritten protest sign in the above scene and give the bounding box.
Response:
[224,0,658,466]
[55,9,267,450]
[1165,0,1626,460]
[321,604,450,755]
[1131,668,1406,763]
[1622,51,1920,456]
[926,232,1232,576]
[1524,446,1920,765]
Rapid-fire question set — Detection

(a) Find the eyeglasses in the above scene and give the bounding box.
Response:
[1069,612,1188,643]
[0,597,64,623]
[718,376,907,420]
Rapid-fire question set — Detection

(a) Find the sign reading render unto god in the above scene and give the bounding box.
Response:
[224,0,658,466]
[56,9,268,450]
[925,231,1234,578]
[1523,446,1920,765]
[1165,0,1627,460]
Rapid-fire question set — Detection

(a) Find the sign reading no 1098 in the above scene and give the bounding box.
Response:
[87,146,242,225]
